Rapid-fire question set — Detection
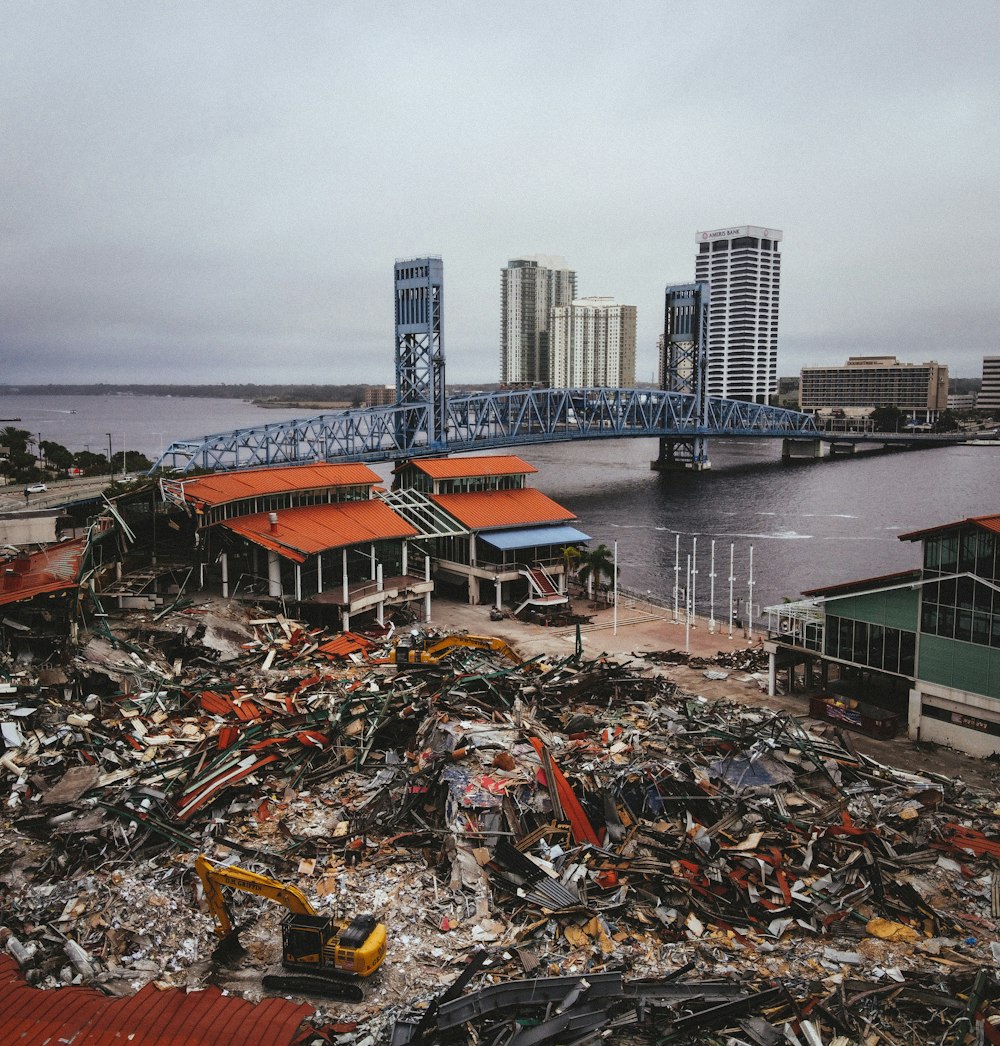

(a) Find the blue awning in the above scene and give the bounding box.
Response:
[479,525,590,551]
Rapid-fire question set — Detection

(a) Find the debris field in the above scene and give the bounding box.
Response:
[4,597,1000,1044]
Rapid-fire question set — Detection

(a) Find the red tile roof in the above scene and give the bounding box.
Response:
[0,538,86,607]
[401,455,537,479]
[222,501,418,562]
[181,463,381,507]
[431,488,575,531]
[898,512,1000,542]
[0,954,312,1045]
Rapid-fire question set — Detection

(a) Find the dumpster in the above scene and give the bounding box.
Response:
[808,694,900,739]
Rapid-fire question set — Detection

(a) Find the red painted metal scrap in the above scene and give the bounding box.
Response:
[0,955,312,1045]
[933,823,1000,861]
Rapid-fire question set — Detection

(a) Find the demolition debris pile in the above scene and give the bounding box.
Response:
[4,598,1000,1044]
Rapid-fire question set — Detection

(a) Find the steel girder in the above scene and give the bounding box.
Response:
[150,388,821,474]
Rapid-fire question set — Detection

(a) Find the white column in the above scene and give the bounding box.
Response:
[402,541,408,577]
[747,543,755,643]
[295,564,302,602]
[424,555,432,623]
[342,549,349,604]
[370,544,376,580]
[768,650,777,696]
[709,539,717,634]
[316,553,323,594]
[221,552,229,598]
[673,534,680,623]
[268,551,282,598]
[496,580,502,610]
[343,609,350,632]
[377,563,383,591]
[691,536,698,629]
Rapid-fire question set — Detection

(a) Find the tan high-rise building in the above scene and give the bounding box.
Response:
[550,297,636,389]
[501,256,576,385]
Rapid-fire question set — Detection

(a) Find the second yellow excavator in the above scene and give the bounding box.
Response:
[195,855,386,998]
[385,630,528,667]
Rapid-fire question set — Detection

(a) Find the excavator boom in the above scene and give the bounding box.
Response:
[195,855,316,937]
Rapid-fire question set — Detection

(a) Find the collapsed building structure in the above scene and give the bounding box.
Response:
[5,482,1000,1043]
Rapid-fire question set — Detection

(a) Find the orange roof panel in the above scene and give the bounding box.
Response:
[402,455,537,479]
[0,538,86,607]
[181,463,381,507]
[221,501,418,560]
[431,488,575,531]
[898,512,1000,542]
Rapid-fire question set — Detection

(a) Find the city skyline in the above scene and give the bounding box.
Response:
[1,3,998,387]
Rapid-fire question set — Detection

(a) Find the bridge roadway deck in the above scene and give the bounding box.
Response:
[149,386,966,474]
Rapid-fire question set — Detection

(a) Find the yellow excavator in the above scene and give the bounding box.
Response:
[195,855,386,999]
[386,630,528,668]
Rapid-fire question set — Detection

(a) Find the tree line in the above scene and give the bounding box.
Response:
[0,427,152,482]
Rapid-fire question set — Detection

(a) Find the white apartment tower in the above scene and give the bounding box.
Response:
[980,356,1000,412]
[695,225,782,403]
[501,255,576,385]
[550,297,637,389]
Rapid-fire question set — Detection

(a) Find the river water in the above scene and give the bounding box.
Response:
[3,392,998,616]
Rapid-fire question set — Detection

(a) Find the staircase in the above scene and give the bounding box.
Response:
[515,564,568,616]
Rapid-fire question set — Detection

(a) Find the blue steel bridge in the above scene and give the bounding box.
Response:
[149,383,964,475]
[150,263,962,475]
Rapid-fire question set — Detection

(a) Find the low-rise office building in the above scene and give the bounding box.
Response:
[764,511,1000,756]
[800,356,948,424]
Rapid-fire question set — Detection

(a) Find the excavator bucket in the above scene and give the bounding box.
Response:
[211,922,249,964]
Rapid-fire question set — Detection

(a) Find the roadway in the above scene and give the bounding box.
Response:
[0,474,124,515]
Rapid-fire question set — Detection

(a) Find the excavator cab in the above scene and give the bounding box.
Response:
[282,912,386,978]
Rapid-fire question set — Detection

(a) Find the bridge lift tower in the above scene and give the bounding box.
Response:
[654,282,711,471]
[394,256,447,455]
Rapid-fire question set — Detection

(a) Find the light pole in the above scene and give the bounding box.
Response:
[106,433,113,477]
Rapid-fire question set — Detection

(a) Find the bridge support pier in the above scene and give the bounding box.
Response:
[651,437,711,472]
[781,438,827,461]
[829,441,857,457]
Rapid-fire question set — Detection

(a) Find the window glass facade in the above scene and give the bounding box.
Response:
[921,528,1000,647]
[825,615,916,675]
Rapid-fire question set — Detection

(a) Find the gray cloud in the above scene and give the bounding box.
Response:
[2,1,998,385]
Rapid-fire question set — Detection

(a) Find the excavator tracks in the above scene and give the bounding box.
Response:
[262,971,365,1001]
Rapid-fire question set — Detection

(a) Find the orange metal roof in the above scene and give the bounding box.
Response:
[431,488,575,531]
[0,538,86,607]
[181,463,381,507]
[898,512,1000,542]
[222,501,418,561]
[401,455,537,479]
[0,954,311,1046]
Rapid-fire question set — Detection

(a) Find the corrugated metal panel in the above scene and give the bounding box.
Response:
[898,513,1000,541]
[0,537,86,607]
[431,489,575,531]
[0,954,312,1045]
[181,463,381,507]
[222,501,418,560]
[404,455,537,479]
[480,525,590,550]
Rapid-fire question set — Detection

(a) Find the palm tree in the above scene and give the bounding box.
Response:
[577,543,614,602]
[560,544,581,583]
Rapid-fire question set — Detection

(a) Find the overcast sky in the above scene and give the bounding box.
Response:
[2,1,998,386]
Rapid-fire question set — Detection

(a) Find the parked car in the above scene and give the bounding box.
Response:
[24,483,48,494]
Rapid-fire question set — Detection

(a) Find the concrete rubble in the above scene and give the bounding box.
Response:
[4,598,1000,1043]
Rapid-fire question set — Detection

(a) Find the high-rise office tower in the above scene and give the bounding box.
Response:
[550,297,636,388]
[980,356,1000,412]
[501,255,576,385]
[694,225,782,403]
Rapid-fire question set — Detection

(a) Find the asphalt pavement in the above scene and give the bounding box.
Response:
[0,474,118,513]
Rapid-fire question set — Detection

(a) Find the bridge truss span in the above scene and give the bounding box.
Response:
[150,387,821,473]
